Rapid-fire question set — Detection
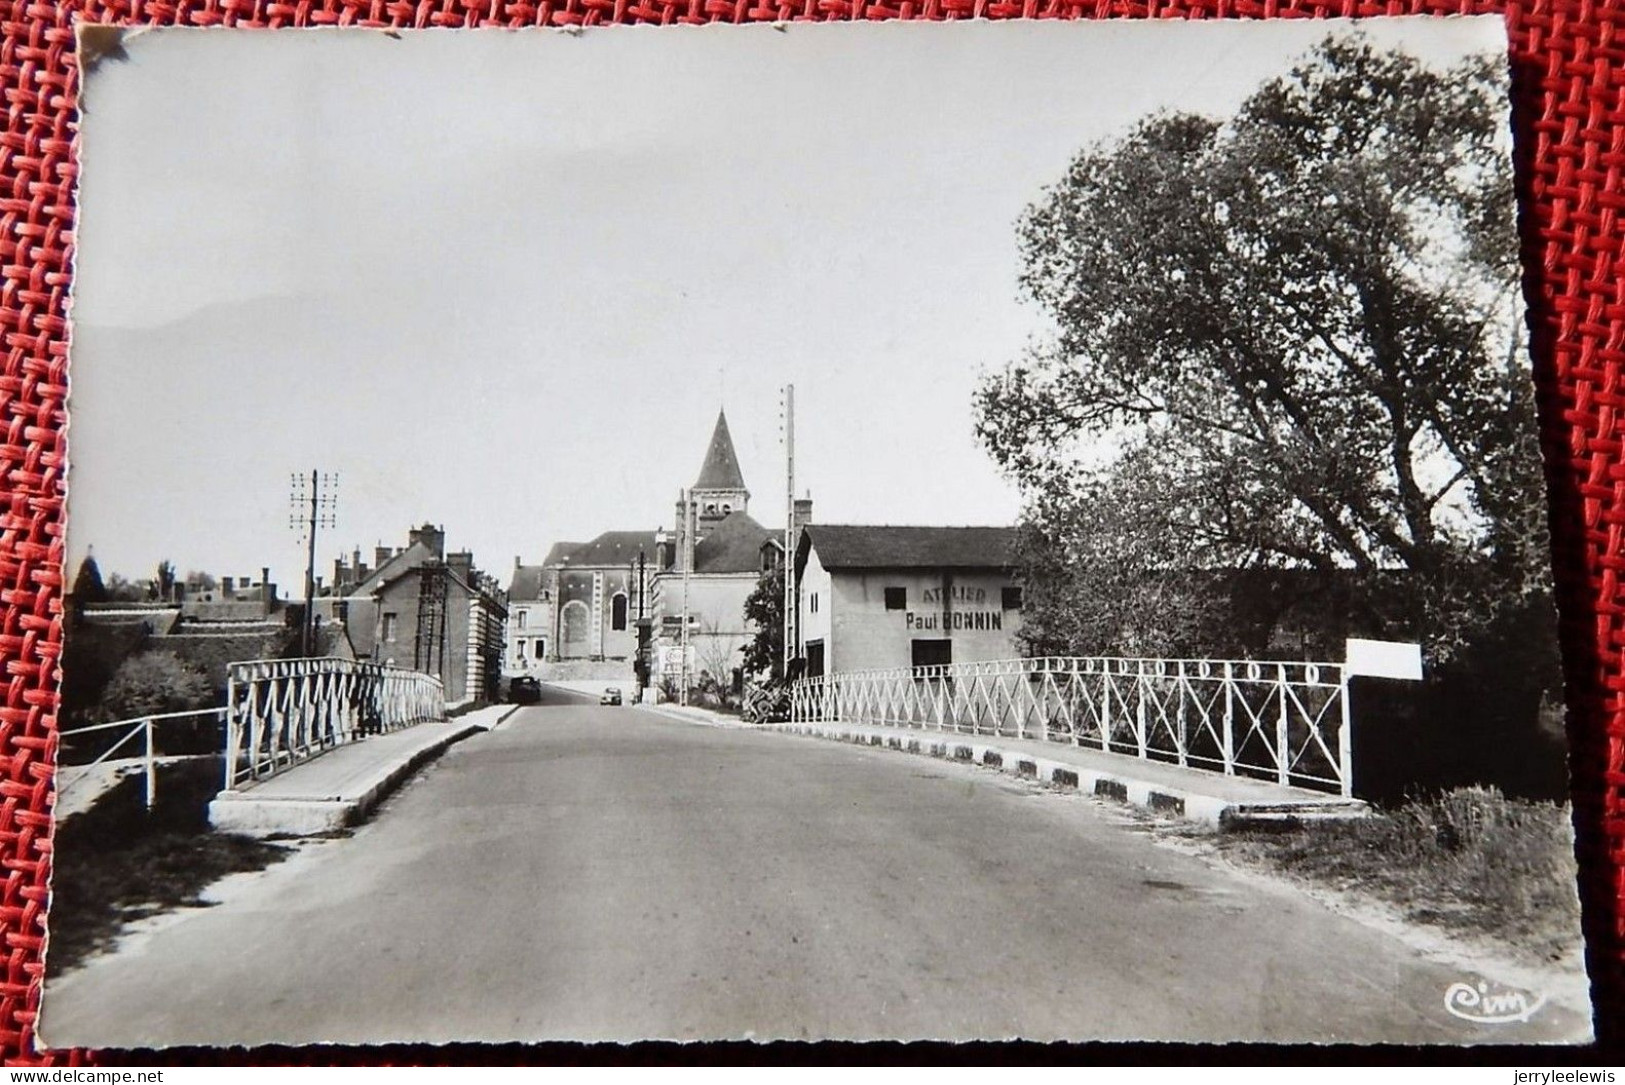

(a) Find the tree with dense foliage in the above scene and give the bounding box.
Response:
[740,565,785,680]
[154,560,177,602]
[976,37,1542,664]
[103,572,150,604]
[974,38,1564,797]
[71,555,108,604]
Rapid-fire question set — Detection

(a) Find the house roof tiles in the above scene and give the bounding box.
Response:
[801,525,1018,571]
[693,511,775,575]
[508,564,546,600]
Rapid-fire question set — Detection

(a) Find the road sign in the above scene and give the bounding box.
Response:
[1344,638,1423,681]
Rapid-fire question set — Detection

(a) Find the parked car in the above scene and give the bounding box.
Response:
[509,676,542,704]
[600,686,623,706]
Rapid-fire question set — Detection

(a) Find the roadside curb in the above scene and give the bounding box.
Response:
[465,704,523,731]
[632,703,747,729]
[760,721,1368,828]
[209,721,484,836]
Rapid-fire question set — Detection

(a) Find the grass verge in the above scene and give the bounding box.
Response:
[1187,786,1582,966]
[49,757,291,974]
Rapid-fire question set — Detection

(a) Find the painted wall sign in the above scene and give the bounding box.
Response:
[905,610,1004,632]
[919,585,988,606]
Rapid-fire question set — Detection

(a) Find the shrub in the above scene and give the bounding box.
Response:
[1220,786,1581,962]
[87,652,221,756]
[97,651,215,723]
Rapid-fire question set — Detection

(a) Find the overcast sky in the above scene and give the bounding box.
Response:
[67,16,1506,590]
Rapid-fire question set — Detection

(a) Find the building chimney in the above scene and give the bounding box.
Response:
[376,546,393,567]
[793,496,814,535]
[408,523,446,559]
[221,575,234,593]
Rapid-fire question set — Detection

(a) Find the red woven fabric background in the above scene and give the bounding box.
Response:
[0,0,1620,1064]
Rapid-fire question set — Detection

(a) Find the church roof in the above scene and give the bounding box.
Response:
[693,511,775,574]
[556,530,658,569]
[693,409,747,492]
[539,541,582,568]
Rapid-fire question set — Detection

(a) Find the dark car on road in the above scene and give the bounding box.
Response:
[509,676,542,704]
[600,686,623,706]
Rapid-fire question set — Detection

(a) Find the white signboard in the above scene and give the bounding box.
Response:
[1344,638,1424,681]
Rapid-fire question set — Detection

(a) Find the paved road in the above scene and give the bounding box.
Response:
[42,702,1591,1047]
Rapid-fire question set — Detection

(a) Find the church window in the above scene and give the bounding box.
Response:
[722,503,732,514]
[562,601,590,652]
[611,593,628,631]
[705,503,717,515]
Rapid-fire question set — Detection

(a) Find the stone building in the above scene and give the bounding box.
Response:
[503,556,554,678]
[333,523,508,704]
[521,409,779,693]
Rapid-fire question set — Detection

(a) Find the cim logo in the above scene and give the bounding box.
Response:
[1445,980,1546,1024]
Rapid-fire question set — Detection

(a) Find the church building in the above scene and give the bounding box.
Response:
[516,410,779,693]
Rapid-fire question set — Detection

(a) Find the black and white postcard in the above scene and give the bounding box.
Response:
[45,16,1593,1048]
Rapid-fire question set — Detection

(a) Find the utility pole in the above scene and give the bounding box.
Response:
[680,487,693,707]
[289,470,338,658]
[782,384,795,680]
[631,549,650,700]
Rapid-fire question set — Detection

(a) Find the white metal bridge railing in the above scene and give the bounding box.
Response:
[225,657,446,791]
[57,707,226,811]
[788,656,1353,797]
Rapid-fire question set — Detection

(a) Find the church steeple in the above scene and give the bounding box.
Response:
[694,409,746,492]
[689,408,749,530]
